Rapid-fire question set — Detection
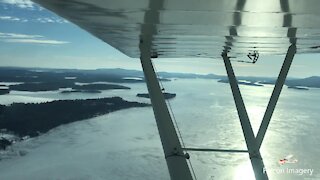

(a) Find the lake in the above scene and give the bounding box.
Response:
[0,79,319,180]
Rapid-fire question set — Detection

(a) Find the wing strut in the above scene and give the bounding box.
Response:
[222,52,268,180]
[256,45,296,149]
[139,40,194,180]
[138,0,193,179]
[221,44,296,180]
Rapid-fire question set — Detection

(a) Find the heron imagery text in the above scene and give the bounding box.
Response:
[263,167,314,176]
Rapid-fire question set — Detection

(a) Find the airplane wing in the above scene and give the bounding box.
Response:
[31,0,320,60]
[27,1,312,179]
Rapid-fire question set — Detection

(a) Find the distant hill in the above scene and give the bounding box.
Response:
[157,71,222,79]
[219,76,320,88]
[0,67,222,84]
[285,76,320,88]
[0,67,319,88]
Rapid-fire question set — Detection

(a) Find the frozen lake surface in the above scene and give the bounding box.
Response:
[0,79,319,180]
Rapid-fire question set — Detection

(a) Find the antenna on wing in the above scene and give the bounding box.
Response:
[234,50,260,64]
[247,50,259,63]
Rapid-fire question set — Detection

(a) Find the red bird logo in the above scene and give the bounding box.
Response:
[279,154,298,165]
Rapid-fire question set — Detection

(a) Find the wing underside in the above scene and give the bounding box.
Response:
[32,0,320,59]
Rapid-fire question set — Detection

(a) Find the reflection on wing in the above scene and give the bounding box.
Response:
[31,0,320,59]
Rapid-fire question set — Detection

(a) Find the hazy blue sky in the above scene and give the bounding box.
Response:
[0,0,319,78]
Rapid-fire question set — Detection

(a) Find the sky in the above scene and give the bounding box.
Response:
[0,0,319,78]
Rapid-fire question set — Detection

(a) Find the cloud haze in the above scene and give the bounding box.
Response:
[0,32,69,45]
[1,0,35,9]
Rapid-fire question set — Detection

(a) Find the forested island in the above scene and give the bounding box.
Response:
[218,79,263,87]
[60,89,102,94]
[0,97,149,149]
[9,82,130,92]
[287,86,309,90]
[137,93,176,99]
[0,88,9,95]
